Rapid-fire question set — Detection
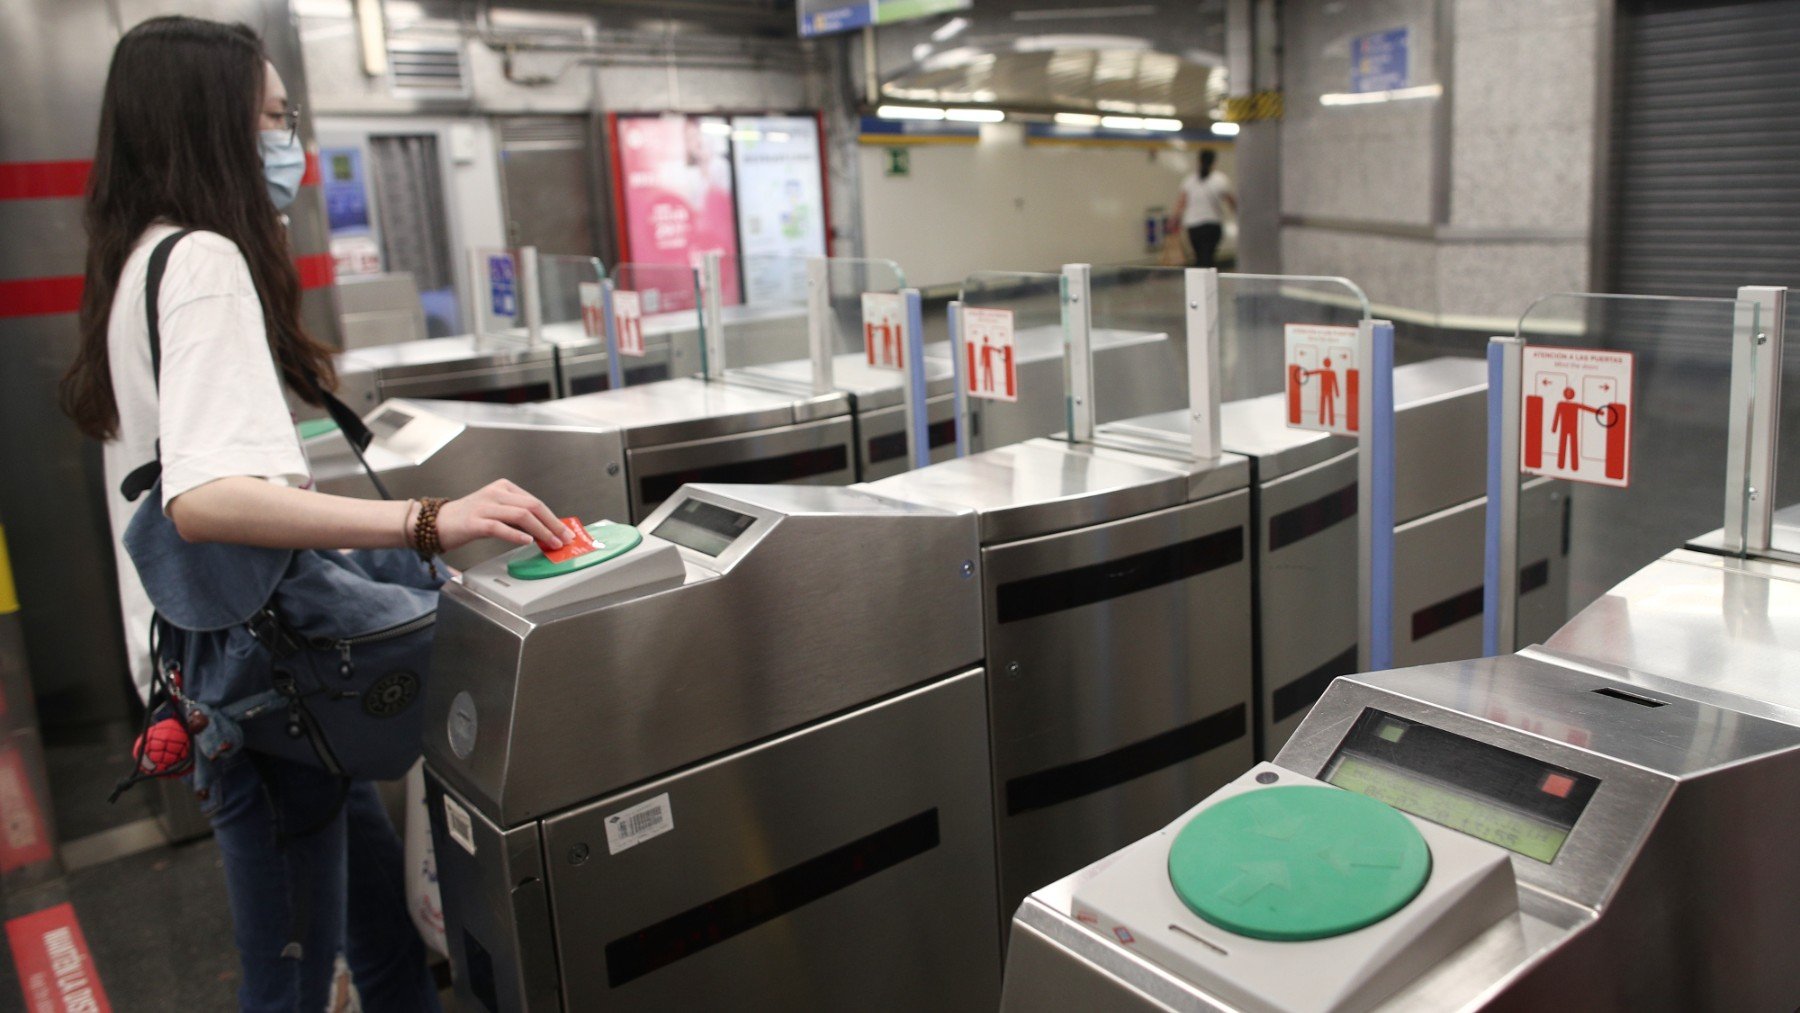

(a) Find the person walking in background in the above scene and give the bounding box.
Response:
[1172,149,1236,268]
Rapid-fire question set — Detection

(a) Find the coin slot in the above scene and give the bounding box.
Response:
[1592,686,1666,708]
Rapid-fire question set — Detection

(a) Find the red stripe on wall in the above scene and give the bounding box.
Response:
[0,276,84,318]
[2,254,334,320]
[1,155,323,202]
[0,161,91,201]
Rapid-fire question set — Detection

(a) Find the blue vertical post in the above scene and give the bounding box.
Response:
[901,288,931,470]
[1482,342,1505,656]
[1368,320,1396,671]
[601,278,624,391]
[946,301,970,456]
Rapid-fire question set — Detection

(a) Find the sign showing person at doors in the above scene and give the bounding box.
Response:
[963,307,1018,402]
[1521,345,1633,488]
[863,292,906,371]
[612,289,646,357]
[1284,323,1360,435]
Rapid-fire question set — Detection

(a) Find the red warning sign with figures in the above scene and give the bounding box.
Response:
[863,292,906,372]
[1284,324,1360,435]
[963,307,1018,402]
[579,282,604,339]
[6,903,111,1013]
[613,290,646,358]
[1521,345,1633,488]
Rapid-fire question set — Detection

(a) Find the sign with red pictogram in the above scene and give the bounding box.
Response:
[862,292,906,371]
[1520,345,1633,488]
[963,307,1017,402]
[1284,324,1360,435]
[613,290,645,358]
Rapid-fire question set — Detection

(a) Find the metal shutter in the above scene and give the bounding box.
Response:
[1610,0,1800,298]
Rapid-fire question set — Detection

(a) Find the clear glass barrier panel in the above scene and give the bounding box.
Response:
[827,258,907,358]
[609,262,705,383]
[1773,294,1800,557]
[715,254,810,370]
[953,272,1068,451]
[1508,293,1758,648]
[1218,274,1371,403]
[536,254,607,345]
[470,247,528,340]
[1085,266,1193,437]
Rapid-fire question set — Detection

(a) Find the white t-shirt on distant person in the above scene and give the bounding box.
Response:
[101,224,311,700]
[1180,171,1234,228]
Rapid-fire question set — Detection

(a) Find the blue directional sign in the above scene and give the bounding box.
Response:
[489,254,517,319]
[1351,28,1411,93]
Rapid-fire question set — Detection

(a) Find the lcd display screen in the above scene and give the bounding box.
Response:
[1323,710,1599,864]
[652,498,756,557]
[369,408,413,438]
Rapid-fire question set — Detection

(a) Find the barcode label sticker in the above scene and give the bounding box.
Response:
[443,794,476,857]
[604,793,674,855]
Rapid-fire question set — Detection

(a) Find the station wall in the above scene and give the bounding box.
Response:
[858,127,1236,291]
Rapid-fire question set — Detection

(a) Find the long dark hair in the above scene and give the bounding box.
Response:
[62,15,335,441]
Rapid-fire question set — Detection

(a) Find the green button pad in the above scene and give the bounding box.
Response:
[1167,785,1431,942]
[506,522,642,581]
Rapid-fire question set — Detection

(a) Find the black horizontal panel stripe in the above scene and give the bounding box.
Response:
[604,809,939,988]
[1271,644,1358,724]
[995,527,1245,625]
[639,445,850,506]
[1519,559,1550,595]
[1411,586,1484,642]
[1005,704,1247,816]
[866,418,959,464]
[1267,482,1357,552]
[1411,561,1549,641]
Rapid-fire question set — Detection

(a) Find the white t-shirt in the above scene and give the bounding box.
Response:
[1180,171,1234,228]
[102,224,311,700]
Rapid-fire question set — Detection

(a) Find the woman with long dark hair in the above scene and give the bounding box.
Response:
[62,17,571,1010]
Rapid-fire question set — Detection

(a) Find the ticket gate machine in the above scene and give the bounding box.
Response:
[1094,357,1572,754]
[550,303,809,396]
[727,352,960,480]
[863,439,1258,925]
[928,326,1186,450]
[1000,652,1800,1011]
[423,486,1001,1010]
[334,336,560,411]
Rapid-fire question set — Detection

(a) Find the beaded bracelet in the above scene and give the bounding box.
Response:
[413,496,448,577]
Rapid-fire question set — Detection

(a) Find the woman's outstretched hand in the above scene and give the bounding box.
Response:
[436,479,571,551]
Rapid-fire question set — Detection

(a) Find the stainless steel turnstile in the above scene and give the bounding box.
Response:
[1095,357,1572,755]
[928,326,1186,451]
[304,377,857,537]
[1001,651,1800,1011]
[863,439,1257,925]
[549,303,808,396]
[334,336,560,411]
[424,485,1001,1010]
[728,352,959,481]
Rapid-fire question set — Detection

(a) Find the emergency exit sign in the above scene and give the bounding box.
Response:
[884,147,910,177]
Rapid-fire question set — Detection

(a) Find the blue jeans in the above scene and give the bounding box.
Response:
[207,754,442,1012]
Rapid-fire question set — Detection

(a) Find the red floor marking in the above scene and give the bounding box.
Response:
[0,746,55,873]
[5,903,111,1013]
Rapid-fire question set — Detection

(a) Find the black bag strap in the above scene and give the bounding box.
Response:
[118,229,393,502]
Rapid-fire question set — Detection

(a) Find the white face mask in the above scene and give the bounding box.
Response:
[258,130,306,210]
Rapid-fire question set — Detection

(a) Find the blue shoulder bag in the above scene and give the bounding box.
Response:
[112,229,442,803]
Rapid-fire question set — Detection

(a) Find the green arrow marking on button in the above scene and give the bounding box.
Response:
[1248,797,1305,841]
[1319,840,1406,877]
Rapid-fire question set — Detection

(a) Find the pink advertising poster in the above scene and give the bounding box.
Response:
[615,114,742,308]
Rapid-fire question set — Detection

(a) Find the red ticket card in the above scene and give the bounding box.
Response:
[540,517,596,562]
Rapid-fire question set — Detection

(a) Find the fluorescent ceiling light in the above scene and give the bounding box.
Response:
[1100,115,1148,130]
[946,108,1005,123]
[878,105,948,121]
[1141,118,1183,131]
[1211,121,1241,136]
[1054,112,1103,126]
[1319,83,1443,106]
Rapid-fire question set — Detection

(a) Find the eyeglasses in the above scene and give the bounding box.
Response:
[265,104,301,144]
